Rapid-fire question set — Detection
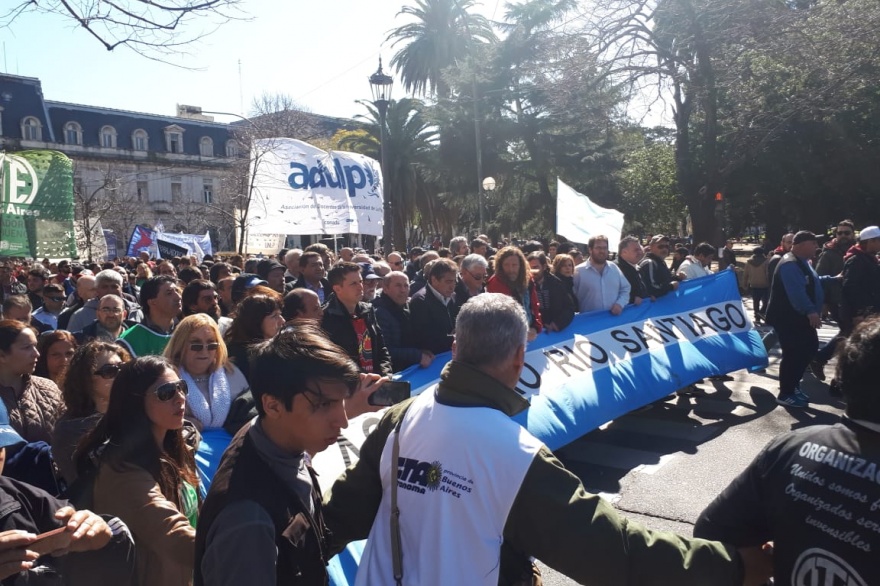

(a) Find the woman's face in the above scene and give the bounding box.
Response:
[46,340,75,381]
[559,260,574,277]
[501,255,521,282]
[181,325,219,377]
[91,350,124,413]
[261,309,285,340]
[0,329,39,377]
[144,368,186,436]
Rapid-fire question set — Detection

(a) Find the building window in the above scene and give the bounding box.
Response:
[225,140,239,157]
[164,125,186,154]
[136,181,148,202]
[199,137,214,157]
[171,182,182,202]
[132,129,148,151]
[21,117,42,141]
[100,125,117,148]
[63,122,82,145]
[203,180,213,204]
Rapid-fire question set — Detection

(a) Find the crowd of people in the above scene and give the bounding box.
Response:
[0,224,872,584]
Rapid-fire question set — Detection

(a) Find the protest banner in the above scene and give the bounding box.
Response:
[310,269,769,584]
[0,150,76,259]
[156,238,188,258]
[247,138,384,237]
[556,178,625,251]
[126,224,156,257]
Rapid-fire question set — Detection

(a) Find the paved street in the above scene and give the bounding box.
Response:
[537,304,844,584]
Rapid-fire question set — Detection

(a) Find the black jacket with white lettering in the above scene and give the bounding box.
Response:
[695,419,880,586]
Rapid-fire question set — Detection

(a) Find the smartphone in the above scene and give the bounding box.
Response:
[29,526,72,556]
[368,380,412,407]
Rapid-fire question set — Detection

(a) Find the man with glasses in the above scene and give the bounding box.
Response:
[454,253,487,310]
[31,284,66,330]
[386,251,405,273]
[816,220,855,323]
[811,225,880,391]
[73,294,131,344]
[639,235,680,300]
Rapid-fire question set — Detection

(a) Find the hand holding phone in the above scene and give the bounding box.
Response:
[28,527,71,557]
[368,381,412,407]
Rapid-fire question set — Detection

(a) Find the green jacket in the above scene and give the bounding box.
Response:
[323,361,745,585]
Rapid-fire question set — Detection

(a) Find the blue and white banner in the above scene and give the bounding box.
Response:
[314,269,768,584]
[154,230,213,262]
[247,138,384,237]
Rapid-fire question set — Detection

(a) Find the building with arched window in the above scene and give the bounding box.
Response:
[0,72,350,254]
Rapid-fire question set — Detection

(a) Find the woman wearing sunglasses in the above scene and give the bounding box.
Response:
[76,356,198,586]
[51,341,130,484]
[164,314,250,432]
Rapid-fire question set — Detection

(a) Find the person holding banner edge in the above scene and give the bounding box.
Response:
[321,293,772,586]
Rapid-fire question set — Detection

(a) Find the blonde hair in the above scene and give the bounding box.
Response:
[163,314,231,374]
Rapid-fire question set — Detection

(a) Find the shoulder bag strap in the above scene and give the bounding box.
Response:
[391,416,404,586]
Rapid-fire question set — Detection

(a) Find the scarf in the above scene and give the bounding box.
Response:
[180,366,232,429]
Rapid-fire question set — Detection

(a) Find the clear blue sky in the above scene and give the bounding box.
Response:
[1,0,506,123]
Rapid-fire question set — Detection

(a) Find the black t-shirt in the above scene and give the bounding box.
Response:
[695,420,880,586]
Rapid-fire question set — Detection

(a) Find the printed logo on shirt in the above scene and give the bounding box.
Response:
[791,548,866,586]
[397,457,473,499]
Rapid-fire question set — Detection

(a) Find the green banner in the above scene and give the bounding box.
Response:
[0,150,76,259]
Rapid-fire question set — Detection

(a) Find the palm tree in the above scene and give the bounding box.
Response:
[387,0,496,99]
[337,98,442,248]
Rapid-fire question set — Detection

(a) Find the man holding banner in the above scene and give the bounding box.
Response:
[322,294,772,586]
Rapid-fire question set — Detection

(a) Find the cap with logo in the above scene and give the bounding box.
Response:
[649,234,670,245]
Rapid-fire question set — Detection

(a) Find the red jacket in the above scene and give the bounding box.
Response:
[486,275,543,333]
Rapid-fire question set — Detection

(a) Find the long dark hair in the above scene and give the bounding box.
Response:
[34,330,77,380]
[224,293,280,344]
[74,356,197,503]
[61,341,131,418]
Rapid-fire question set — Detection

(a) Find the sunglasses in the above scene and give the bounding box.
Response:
[93,363,122,379]
[47,296,65,303]
[153,379,188,401]
[466,269,487,281]
[190,342,220,352]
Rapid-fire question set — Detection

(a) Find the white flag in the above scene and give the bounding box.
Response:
[556,178,625,251]
[247,138,384,237]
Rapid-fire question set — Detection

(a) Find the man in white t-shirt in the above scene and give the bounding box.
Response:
[677,242,716,281]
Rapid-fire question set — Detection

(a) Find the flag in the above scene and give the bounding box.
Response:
[556,178,625,251]
[247,138,384,237]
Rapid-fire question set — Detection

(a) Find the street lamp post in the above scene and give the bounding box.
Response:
[481,176,495,234]
[369,58,394,254]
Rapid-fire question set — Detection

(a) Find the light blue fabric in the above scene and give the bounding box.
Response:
[328,270,768,584]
